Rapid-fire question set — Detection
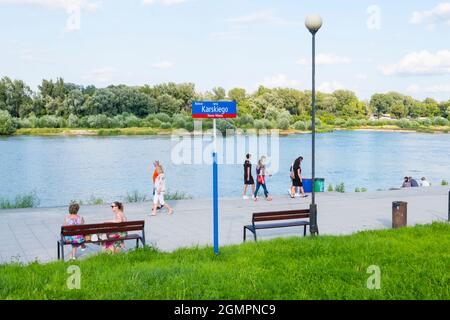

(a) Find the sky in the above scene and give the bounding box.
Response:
[0,0,450,101]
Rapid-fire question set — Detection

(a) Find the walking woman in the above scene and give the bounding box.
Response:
[254,156,272,201]
[104,201,127,254]
[151,165,174,216]
[290,156,308,198]
[243,153,255,200]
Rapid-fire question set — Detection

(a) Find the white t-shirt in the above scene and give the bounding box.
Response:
[420,180,430,187]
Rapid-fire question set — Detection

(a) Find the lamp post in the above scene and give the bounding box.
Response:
[305,14,323,236]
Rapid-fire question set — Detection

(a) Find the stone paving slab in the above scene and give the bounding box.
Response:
[0,186,448,264]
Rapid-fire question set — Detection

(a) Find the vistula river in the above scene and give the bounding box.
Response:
[0,131,449,207]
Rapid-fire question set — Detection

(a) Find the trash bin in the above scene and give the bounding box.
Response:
[302,178,325,193]
[392,201,407,229]
[314,178,325,192]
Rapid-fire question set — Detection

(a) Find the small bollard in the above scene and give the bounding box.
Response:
[392,201,407,229]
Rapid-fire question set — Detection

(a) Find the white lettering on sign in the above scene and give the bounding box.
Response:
[201,106,229,115]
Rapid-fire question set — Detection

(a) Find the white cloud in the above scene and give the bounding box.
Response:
[407,83,450,94]
[228,10,286,25]
[380,50,450,76]
[297,54,351,66]
[260,74,301,88]
[410,2,450,26]
[142,0,187,5]
[318,81,343,93]
[356,74,368,80]
[0,0,100,12]
[151,61,174,69]
[82,67,116,84]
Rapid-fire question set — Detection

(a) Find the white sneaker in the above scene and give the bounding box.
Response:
[243,195,249,200]
[295,193,301,198]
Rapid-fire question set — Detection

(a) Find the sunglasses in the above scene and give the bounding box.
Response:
[111,205,117,208]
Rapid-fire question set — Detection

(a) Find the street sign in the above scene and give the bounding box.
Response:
[191,101,238,255]
[192,101,237,119]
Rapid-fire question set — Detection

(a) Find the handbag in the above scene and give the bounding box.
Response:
[257,175,265,185]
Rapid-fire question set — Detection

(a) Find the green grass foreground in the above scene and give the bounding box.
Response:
[1,223,449,300]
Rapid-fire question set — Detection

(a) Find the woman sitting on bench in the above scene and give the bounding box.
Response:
[104,201,128,253]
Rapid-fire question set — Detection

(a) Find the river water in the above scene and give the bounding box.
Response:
[0,131,449,207]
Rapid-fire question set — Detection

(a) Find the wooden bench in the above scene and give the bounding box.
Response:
[57,220,146,261]
[243,209,314,242]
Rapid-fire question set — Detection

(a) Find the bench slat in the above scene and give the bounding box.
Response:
[61,221,145,236]
[253,213,309,222]
[253,209,310,217]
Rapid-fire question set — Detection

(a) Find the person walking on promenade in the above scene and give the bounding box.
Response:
[402,177,411,188]
[254,156,272,202]
[420,177,431,187]
[152,160,162,210]
[243,153,255,200]
[151,165,174,216]
[290,156,308,198]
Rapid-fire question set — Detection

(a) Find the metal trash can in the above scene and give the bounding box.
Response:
[392,201,407,229]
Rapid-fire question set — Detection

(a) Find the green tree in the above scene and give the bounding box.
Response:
[212,87,226,101]
[0,110,16,135]
[156,94,183,116]
[228,88,246,103]
[391,103,407,119]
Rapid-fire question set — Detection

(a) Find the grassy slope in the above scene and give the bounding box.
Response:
[1,223,449,300]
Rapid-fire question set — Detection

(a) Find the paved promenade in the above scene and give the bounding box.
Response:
[0,187,448,264]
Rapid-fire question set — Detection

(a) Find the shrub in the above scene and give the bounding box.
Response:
[355,187,360,193]
[277,118,290,130]
[67,114,79,128]
[172,114,186,129]
[442,180,449,186]
[14,117,32,129]
[125,191,147,203]
[327,184,334,192]
[0,192,40,209]
[418,118,432,127]
[236,114,254,128]
[335,183,345,193]
[254,119,272,130]
[432,117,449,126]
[308,118,322,130]
[293,121,308,131]
[124,115,142,128]
[155,113,171,124]
[361,187,368,192]
[217,119,235,133]
[86,114,111,128]
[160,122,172,129]
[36,115,64,128]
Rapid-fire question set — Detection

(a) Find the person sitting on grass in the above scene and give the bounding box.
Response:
[63,203,85,261]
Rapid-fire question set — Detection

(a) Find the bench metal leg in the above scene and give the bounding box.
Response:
[243,227,247,242]
[253,231,257,242]
[136,238,139,249]
[303,225,307,237]
[61,243,65,262]
[57,241,60,260]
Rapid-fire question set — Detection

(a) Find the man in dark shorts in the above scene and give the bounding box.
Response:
[290,156,308,198]
[243,154,255,200]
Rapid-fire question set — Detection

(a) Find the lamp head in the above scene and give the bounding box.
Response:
[305,14,323,34]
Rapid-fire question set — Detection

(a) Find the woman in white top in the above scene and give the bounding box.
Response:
[151,165,174,216]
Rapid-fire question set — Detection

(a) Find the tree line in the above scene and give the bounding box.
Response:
[0,76,449,135]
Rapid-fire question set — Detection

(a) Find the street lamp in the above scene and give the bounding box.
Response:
[305,14,322,236]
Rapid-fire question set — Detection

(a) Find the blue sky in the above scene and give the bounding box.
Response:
[1,0,450,101]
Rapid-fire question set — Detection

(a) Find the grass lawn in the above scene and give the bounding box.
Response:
[1,223,449,300]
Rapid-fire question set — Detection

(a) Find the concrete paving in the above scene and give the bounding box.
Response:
[0,187,448,264]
